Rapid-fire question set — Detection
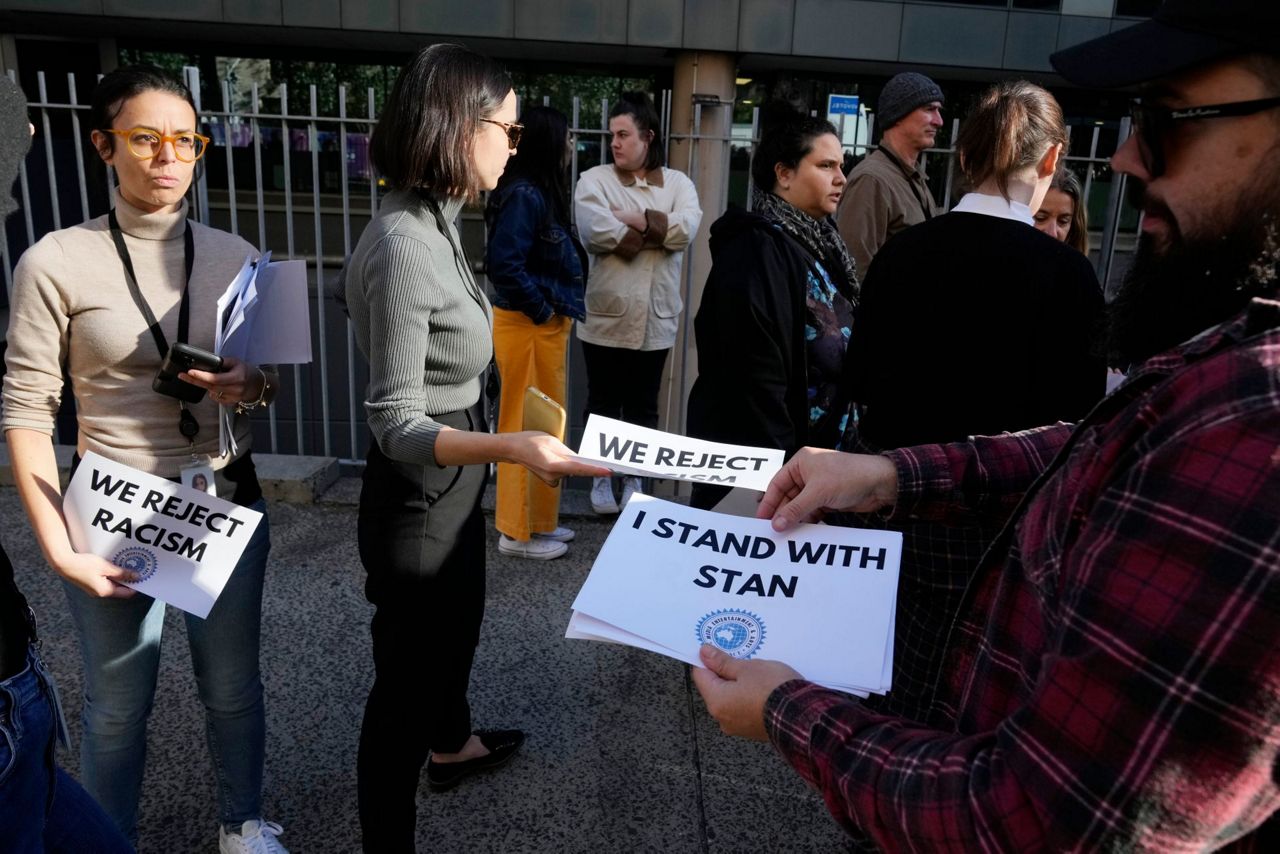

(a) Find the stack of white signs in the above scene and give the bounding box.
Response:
[568,494,901,697]
[214,252,313,455]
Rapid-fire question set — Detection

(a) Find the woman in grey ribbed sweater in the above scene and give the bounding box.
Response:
[344,45,605,850]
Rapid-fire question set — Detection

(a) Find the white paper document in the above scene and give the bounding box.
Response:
[62,452,264,619]
[567,494,901,696]
[572,415,785,493]
[213,253,313,456]
[218,256,313,366]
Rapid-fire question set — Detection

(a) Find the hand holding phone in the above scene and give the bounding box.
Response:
[153,342,225,403]
[522,386,566,441]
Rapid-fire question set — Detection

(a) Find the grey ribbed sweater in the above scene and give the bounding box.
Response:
[346,190,493,466]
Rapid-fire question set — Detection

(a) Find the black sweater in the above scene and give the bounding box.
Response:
[688,208,816,454]
[848,212,1106,450]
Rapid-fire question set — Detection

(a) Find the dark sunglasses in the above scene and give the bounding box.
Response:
[481,118,523,149]
[1128,95,1280,177]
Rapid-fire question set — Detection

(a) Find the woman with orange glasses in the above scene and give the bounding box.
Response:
[3,66,287,852]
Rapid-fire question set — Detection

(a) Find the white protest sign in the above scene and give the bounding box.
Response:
[568,494,901,695]
[62,452,264,619]
[573,415,784,493]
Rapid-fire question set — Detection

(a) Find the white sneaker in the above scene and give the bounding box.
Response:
[533,526,576,543]
[219,819,288,854]
[590,477,619,515]
[620,476,643,508]
[498,534,568,560]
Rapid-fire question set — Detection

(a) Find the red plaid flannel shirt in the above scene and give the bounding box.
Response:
[766,296,1280,851]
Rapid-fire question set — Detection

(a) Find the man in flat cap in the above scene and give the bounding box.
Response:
[835,72,943,278]
[694,2,1280,849]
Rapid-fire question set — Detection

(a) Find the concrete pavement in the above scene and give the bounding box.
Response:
[1,481,850,853]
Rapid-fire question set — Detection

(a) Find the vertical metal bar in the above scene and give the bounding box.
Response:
[601,97,609,163]
[1097,116,1131,292]
[67,72,89,222]
[941,117,960,211]
[570,96,580,195]
[37,72,61,230]
[221,79,239,236]
[1,222,11,302]
[339,85,357,460]
[250,83,280,452]
[309,84,332,456]
[251,83,267,253]
[745,105,759,211]
[18,146,34,244]
[1083,124,1101,219]
[183,66,211,224]
[662,89,672,162]
[276,85,302,455]
[673,102,702,434]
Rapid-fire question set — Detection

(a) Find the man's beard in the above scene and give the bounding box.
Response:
[1105,181,1280,369]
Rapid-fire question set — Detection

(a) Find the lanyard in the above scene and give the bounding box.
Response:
[108,208,194,357]
[108,208,200,444]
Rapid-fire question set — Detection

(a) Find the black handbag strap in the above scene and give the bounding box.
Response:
[108,208,195,359]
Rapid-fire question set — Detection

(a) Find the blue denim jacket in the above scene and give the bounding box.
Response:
[484,179,586,323]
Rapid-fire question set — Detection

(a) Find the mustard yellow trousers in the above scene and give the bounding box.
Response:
[492,307,572,540]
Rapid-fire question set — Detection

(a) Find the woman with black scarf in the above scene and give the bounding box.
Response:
[686,109,858,509]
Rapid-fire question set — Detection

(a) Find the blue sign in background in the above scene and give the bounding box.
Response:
[827,94,861,115]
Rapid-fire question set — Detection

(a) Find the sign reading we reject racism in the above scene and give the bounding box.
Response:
[63,451,263,619]
[567,494,902,696]
[571,415,784,493]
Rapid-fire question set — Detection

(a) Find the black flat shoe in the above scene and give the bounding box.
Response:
[426,729,526,792]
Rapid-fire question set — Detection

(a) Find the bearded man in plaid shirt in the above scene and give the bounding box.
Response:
[693,2,1280,850]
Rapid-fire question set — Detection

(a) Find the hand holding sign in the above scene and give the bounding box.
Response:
[759,447,901,531]
[53,550,141,599]
[692,645,803,741]
[573,415,784,493]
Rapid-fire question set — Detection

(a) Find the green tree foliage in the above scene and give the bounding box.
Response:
[509,71,655,128]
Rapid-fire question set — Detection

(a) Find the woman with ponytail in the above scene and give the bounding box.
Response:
[844,80,1106,724]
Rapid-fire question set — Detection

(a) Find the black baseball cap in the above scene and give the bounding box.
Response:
[1051,0,1280,89]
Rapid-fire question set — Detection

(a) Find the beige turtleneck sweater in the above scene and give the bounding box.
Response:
[2,193,263,477]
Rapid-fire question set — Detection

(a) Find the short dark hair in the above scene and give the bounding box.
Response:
[497,105,572,224]
[956,80,1067,200]
[751,104,838,192]
[609,91,664,172]
[370,43,512,200]
[90,65,198,149]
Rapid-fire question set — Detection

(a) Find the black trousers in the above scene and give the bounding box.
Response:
[355,407,487,853]
[580,340,669,430]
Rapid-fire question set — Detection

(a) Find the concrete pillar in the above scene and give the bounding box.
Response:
[657,50,735,495]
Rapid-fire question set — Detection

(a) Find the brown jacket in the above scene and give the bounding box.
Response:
[835,145,937,276]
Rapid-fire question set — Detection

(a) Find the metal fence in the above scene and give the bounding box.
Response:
[4,67,1134,463]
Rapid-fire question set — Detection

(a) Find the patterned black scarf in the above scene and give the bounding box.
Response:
[752,187,860,302]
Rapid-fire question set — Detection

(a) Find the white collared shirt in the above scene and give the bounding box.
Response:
[950,192,1035,225]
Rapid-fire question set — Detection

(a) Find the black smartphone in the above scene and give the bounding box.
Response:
[153,342,225,403]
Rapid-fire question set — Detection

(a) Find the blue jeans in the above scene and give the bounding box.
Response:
[0,651,132,853]
[62,500,271,842]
